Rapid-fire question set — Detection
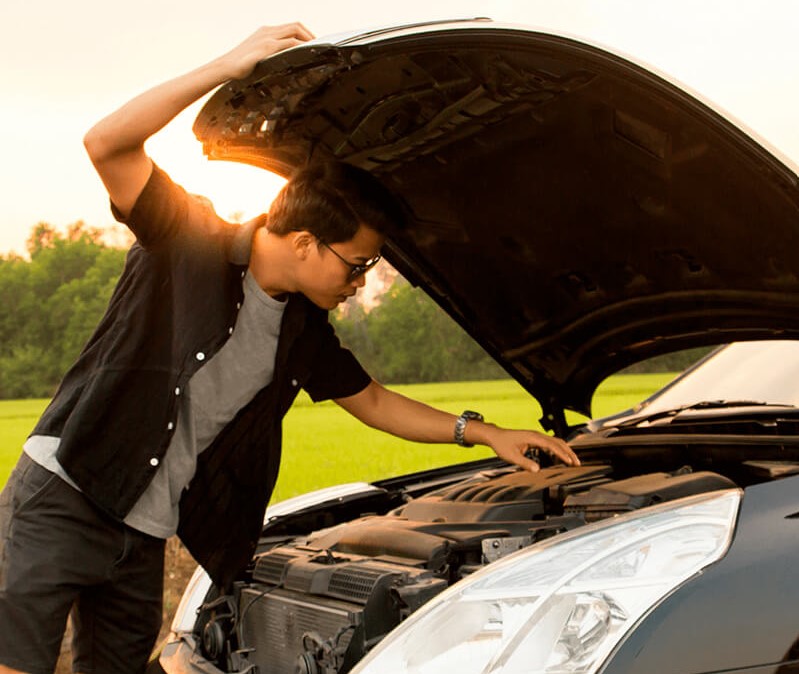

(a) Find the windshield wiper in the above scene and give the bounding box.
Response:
[616,400,797,428]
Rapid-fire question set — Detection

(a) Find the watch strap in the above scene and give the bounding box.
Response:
[454,410,484,447]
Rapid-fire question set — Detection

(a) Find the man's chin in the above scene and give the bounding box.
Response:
[301,290,353,310]
[306,294,341,311]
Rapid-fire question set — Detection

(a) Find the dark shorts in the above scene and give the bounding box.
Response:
[0,453,166,674]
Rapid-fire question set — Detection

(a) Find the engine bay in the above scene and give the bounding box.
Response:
[195,462,738,673]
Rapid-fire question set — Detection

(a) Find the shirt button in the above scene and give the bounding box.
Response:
[174,387,181,396]
[241,271,246,279]
[167,422,174,430]
[237,302,242,310]
[196,352,205,361]
[228,327,234,335]
[150,457,160,467]
[291,378,298,387]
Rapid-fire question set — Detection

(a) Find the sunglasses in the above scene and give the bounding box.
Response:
[320,240,382,281]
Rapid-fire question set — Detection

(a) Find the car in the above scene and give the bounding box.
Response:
[153,18,799,674]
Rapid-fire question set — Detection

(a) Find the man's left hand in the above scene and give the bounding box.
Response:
[481,426,580,472]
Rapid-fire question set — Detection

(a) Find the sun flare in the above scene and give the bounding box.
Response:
[183,162,287,223]
[146,115,288,223]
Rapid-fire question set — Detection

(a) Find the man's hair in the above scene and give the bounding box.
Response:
[267,161,405,243]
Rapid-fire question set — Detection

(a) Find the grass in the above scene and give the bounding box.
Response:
[0,373,676,495]
[0,398,49,484]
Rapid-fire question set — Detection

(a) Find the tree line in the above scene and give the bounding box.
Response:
[0,223,128,398]
[332,276,506,384]
[0,222,709,400]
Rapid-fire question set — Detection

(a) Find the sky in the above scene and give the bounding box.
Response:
[2,0,799,256]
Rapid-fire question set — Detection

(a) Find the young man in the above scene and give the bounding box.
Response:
[0,23,578,674]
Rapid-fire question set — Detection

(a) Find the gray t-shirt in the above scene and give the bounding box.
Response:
[25,270,286,539]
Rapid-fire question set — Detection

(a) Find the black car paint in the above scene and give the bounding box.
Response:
[604,472,799,674]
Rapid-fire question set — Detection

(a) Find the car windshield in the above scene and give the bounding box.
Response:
[631,340,799,418]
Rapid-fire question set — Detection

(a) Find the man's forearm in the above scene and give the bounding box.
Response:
[335,380,580,472]
[84,60,233,164]
[83,24,313,216]
[338,381,461,443]
[85,24,313,163]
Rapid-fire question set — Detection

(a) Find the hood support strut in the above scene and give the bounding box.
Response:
[539,399,569,439]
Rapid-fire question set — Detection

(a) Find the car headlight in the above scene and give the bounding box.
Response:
[351,489,741,674]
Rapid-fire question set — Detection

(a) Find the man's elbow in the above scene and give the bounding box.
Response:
[83,124,113,166]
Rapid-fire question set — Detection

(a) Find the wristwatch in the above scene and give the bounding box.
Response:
[454,410,484,447]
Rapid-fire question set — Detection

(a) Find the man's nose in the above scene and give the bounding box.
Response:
[352,273,367,289]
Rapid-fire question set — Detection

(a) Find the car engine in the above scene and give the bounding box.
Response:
[196,464,735,673]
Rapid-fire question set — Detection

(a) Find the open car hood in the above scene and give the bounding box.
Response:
[193,19,799,430]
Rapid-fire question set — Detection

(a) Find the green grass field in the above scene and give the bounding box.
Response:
[0,373,675,500]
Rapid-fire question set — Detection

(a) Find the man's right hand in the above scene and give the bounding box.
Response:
[219,23,315,81]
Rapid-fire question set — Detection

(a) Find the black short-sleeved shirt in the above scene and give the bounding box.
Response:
[31,164,371,586]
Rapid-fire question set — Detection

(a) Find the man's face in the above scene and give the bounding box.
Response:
[300,224,385,310]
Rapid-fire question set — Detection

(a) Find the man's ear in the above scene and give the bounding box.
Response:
[290,231,316,260]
